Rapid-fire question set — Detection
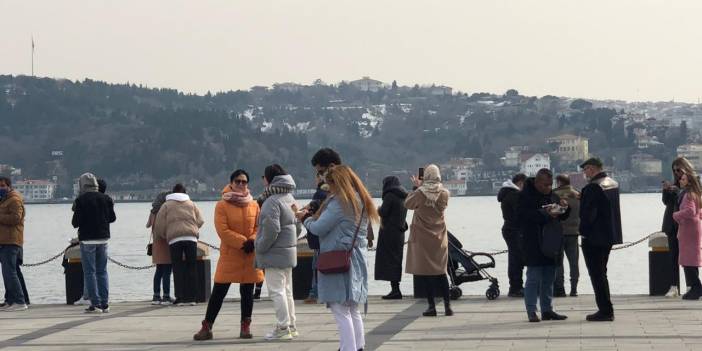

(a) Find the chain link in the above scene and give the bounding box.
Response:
[611,232,657,251]
[20,250,65,267]
[200,241,220,251]
[107,257,155,270]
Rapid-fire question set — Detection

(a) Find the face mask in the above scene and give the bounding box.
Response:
[0,189,8,198]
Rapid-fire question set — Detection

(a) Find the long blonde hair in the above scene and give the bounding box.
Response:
[318,165,379,224]
[681,171,702,208]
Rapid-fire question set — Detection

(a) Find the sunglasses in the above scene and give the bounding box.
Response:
[233,180,248,185]
[673,168,683,173]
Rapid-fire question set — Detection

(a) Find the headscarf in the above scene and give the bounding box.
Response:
[417,164,447,207]
[382,176,407,199]
[78,173,99,195]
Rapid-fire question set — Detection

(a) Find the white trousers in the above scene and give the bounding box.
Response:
[265,267,296,328]
[330,302,365,351]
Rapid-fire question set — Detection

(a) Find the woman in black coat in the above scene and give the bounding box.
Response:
[374,176,409,299]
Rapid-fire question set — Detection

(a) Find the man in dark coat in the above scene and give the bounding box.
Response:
[302,176,329,304]
[498,173,527,297]
[375,176,409,299]
[518,169,570,323]
[579,158,622,322]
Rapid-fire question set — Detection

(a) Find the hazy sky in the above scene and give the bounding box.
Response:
[2,1,702,102]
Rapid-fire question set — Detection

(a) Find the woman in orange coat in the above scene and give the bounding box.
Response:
[194,170,263,341]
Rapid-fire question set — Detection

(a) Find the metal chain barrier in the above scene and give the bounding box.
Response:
[19,233,656,269]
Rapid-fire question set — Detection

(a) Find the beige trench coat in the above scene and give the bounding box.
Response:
[404,189,449,276]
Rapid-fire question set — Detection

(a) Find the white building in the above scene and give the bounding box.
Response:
[14,180,57,202]
[422,85,453,96]
[440,158,483,180]
[444,180,467,196]
[519,153,551,176]
[272,82,305,92]
[349,77,385,92]
[502,146,529,168]
[630,154,662,176]
[546,134,589,163]
[678,144,702,171]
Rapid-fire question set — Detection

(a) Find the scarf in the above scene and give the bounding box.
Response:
[418,164,447,207]
[222,186,253,207]
[256,185,293,206]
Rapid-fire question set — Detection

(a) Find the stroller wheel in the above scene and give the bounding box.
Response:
[450,287,462,300]
[486,287,500,300]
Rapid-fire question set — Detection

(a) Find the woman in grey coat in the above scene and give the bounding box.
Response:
[299,165,379,351]
[255,164,299,341]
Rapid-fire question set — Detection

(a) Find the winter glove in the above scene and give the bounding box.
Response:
[242,239,255,254]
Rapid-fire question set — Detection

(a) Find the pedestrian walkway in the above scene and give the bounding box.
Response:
[1,295,702,350]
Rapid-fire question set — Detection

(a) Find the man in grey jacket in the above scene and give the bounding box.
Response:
[554,174,581,297]
[255,164,299,341]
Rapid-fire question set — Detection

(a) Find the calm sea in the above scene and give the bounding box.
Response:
[10,194,663,304]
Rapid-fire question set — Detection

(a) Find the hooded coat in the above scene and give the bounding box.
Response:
[71,173,116,242]
[404,189,450,276]
[673,192,702,267]
[213,185,264,283]
[497,180,521,234]
[255,175,299,269]
[153,193,204,243]
[374,176,409,282]
[148,191,172,264]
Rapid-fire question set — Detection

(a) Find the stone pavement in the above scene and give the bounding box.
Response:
[1,295,702,350]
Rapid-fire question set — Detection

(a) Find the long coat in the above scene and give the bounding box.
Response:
[404,189,450,276]
[303,195,369,305]
[148,192,171,265]
[579,172,623,247]
[374,189,408,282]
[214,187,264,284]
[518,178,570,266]
[662,186,680,237]
[673,192,702,267]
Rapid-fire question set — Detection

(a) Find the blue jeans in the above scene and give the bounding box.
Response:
[80,243,109,307]
[0,245,26,305]
[153,264,172,297]
[524,265,556,314]
[309,250,319,298]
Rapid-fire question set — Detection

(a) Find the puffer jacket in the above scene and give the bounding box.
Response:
[255,175,299,269]
[153,193,205,243]
[0,190,25,246]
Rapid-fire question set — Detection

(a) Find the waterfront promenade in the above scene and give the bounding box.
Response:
[2,294,702,350]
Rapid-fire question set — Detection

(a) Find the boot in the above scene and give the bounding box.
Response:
[444,301,454,316]
[240,318,252,339]
[569,282,578,297]
[527,312,540,323]
[553,285,567,298]
[382,282,403,300]
[193,320,213,341]
[423,298,437,317]
[682,285,702,300]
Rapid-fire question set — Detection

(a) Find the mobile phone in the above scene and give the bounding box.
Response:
[418,167,424,180]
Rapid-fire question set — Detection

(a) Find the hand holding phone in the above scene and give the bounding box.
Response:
[418,167,424,180]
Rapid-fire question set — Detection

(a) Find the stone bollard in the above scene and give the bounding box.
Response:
[195,242,212,303]
[648,232,673,296]
[63,244,83,305]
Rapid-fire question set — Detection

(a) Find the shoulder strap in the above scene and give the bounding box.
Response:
[348,204,366,253]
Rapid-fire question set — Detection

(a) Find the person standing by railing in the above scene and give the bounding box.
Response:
[0,176,28,312]
[672,171,702,300]
[375,175,408,300]
[72,172,116,313]
[146,191,172,305]
[554,174,581,297]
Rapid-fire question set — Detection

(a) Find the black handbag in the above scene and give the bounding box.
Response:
[146,234,153,256]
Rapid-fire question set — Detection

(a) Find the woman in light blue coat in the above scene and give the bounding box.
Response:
[299,165,379,351]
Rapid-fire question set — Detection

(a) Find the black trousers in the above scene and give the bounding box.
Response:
[169,241,198,303]
[667,233,681,287]
[418,274,450,307]
[683,266,701,289]
[205,283,255,324]
[582,240,613,315]
[502,230,525,292]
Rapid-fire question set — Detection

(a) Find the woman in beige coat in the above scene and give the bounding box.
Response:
[154,184,205,306]
[405,164,452,317]
[146,191,173,305]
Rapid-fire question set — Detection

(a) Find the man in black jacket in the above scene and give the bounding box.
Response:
[497,173,527,297]
[72,173,116,313]
[579,158,622,322]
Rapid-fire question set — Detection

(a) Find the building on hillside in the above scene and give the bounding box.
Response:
[519,153,551,177]
[14,180,57,202]
[444,180,467,196]
[546,134,589,163]
[422,85,453,96]
[272,82,305,92]
[350,77,385,92]
[439,158,484,180]
[677,144,702,171]
[501,146,530,168]
[630,153,662,177]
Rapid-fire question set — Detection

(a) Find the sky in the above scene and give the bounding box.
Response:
[2,0,702,103]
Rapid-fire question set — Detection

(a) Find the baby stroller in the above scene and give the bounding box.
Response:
[447,231,500,300]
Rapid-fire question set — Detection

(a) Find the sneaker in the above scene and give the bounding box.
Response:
[190,302,197,306]
[84,306,103,314]
[151,296,161,305]
[75,298,91,306]
[289,325,299,338]
[264,326,292,341]
[0,302,7,308]
[665,286,680,297]
[2,303,28,312]
[161,296,173,305]
[100,304,110,313]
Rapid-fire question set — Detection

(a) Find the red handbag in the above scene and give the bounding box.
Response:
[317,206,365,274]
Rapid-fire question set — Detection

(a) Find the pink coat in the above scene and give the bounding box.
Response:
[673,193,702,267]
